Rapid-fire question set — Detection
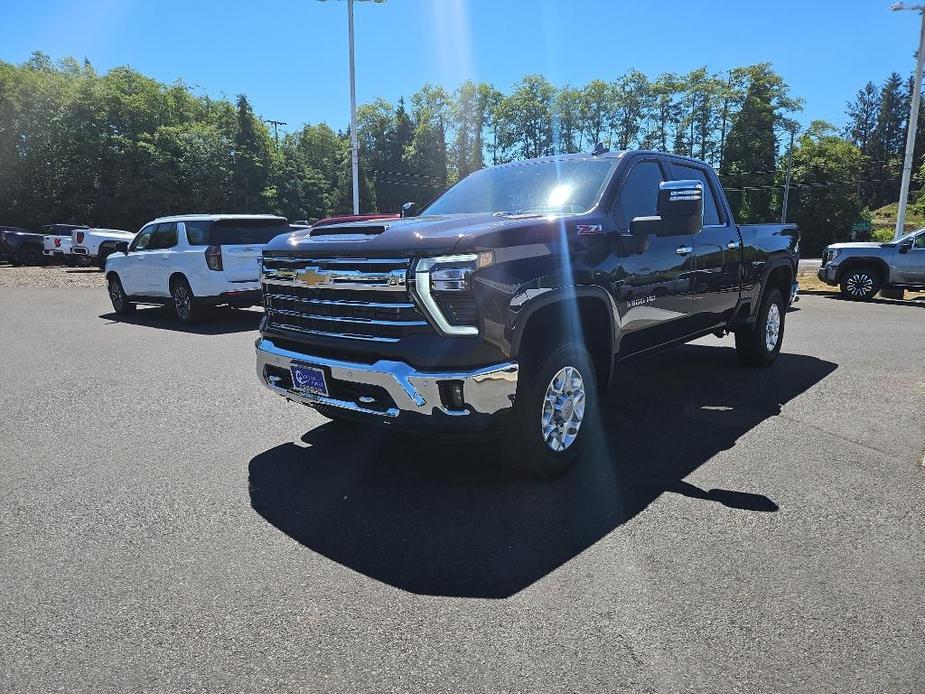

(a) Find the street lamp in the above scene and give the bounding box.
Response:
[319,0,385,215]
[891,2,925,239]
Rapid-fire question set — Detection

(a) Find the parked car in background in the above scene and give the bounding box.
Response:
[1,225,47,265]
[256,149,799,478]
[105,214,288,323]
[71,227,135,268]
[41,224,90,263]
[42,233,72,260]
[817,228,925,300]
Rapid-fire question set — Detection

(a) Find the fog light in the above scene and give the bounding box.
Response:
[438,380,466,411]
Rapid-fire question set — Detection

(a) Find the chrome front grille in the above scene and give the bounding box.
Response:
[261,256,431,342]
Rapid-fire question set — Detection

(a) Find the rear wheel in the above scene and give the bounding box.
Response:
[170,278,204,324]
[735,287,785,367]
[507,342,597,479]
[839,267,880,300]
[107,275,136,315]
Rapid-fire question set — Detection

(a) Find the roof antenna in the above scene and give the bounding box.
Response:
[591,142,609,156]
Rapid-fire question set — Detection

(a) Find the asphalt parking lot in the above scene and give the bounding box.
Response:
[1,284,924,693]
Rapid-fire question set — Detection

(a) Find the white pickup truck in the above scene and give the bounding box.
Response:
[71,228,135,268]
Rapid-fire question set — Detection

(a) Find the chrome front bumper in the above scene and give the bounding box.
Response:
[817,265,838,285]
[256,337,518,429]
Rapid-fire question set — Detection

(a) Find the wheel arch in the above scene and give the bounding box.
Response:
[836,257,889,285]
[510,286,616,392]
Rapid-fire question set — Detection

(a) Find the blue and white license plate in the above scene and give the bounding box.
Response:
[290,364,328,396]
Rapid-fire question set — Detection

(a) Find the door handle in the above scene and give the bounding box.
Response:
[676,246,693,256]
[727,240,741,250]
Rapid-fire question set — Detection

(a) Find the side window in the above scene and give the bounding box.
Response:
[130,225,156,251]
[151,222,178,250]
[914,233,925,249]
[618,161,664,228]
[185,221,211,246]
[671,164,722,226]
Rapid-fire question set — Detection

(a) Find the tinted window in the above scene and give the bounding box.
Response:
[424,159,615,216]
[185,221,210,246]
[671,164,721,226]
[619,161,664,227]
[130,225,156,251]
[915,233,925,249]
[210,219,289,245]
[150,222,178,250]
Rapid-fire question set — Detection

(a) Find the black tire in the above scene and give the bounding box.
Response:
[839,266,881,301]
[170,277,204,324]
[506,341,598,479]
[735,287,785,367]
[107,274,136,315]
[19,247,43,266]
[97,245,115,269]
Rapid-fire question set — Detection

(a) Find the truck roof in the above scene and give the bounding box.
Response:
[491,149,714,170]
[147,214,287,224]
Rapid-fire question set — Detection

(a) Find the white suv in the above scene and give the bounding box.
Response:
[104,214,288,323]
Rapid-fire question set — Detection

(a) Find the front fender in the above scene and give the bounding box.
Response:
[508,284,618,358]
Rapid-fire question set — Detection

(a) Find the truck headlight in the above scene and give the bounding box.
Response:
[412,252,493,336]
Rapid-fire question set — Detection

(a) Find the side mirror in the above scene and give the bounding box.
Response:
[400,201,418,218]
[898,239,913,254]
[115,241,129,255]
[630,180,704,237]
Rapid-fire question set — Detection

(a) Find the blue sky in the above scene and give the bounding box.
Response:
[0,0,916,136]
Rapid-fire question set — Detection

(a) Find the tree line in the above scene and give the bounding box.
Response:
[0,52,921,255]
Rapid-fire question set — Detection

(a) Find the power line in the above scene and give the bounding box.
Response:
[264,119,287,146]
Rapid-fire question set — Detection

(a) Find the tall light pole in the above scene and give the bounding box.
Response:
[345,0,359,214]
[320,0,384,214]
[891,2,925,239]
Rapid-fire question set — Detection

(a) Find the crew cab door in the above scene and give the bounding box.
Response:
[143,222,179,296]
[669,162,742,329]
[120,224,157,295]
[892,231,925,284]
[611,158,695,353]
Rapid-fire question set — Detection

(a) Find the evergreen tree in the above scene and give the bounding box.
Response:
[231,94,272,212]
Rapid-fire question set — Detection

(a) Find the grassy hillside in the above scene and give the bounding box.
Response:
[871,203,925,241]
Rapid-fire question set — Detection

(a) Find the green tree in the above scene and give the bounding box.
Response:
[231,94,272,212]
[787,121,865,255]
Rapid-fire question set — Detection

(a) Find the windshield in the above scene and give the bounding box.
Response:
[423,159,616,216]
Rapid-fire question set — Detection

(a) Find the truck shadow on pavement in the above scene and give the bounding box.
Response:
[248,344,836,599]
[99,306,262,335]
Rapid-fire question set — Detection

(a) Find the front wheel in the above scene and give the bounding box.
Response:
[735,287,785,367]
[507,342,598,479]
[839,267,880,300]
[107,275,136,315]
[19,248,43,266]
[171,278,204,324]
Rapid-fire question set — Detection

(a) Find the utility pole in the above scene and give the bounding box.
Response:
[781,128,796,224]
[264,119,287,146]
[891,2,925,239]
[347,0,360,214]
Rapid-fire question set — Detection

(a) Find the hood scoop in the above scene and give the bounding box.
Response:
[310,224,388,237]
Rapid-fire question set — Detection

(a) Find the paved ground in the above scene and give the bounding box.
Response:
[1,285,924,694]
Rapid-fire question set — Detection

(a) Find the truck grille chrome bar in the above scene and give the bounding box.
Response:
[261,256,432,342]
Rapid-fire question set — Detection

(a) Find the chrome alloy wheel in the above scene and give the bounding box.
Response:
[845,272,873,298]
[540,366,586,452]
[765,302,781,352]
[173,285,191,319]
[108,278,124,310]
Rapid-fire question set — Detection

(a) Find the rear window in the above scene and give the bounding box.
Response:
[185,219,288,246]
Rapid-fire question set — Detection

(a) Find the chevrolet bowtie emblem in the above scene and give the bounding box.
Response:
[297,268,331,286]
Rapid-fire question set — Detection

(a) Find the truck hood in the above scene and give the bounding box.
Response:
[265,212,582,257]
[827,241,889,251]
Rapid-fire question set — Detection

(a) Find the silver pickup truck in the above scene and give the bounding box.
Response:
[817,228,925,300]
